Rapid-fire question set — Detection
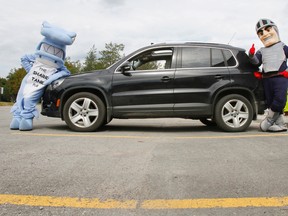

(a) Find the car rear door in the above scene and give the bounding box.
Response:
[173,46,235,116]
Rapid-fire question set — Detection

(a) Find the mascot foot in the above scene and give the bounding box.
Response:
[267,124,287,132]
[267,114,288,132]
[260,109,279,132]
[19,118,33,131]
[10,117,21,130]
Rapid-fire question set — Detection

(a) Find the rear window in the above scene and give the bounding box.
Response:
[180,47,237,68]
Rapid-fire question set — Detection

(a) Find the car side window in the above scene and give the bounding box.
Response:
[180,47,236,68]
[223,50,237,66]
[181,47,210,68]
[211,48,226,67]
[127,49,173,71]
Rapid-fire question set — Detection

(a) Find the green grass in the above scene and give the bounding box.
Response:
[0,102,13,106]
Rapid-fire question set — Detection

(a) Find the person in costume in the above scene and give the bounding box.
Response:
[249,18,288,132]
[10,21,76,131]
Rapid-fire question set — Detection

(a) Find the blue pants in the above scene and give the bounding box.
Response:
[262,76,288,113]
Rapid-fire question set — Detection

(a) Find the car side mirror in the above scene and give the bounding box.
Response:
[120,63,132,76]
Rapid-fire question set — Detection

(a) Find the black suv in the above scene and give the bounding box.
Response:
[41,42,265,132]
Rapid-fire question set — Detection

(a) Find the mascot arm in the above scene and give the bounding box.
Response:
[249,50,262,66]
[284,45,288,58]
[21,54,36,72]
[44,66,71,85]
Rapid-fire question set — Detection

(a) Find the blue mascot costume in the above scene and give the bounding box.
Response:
[10,21,76,131]
[249,18,288,132]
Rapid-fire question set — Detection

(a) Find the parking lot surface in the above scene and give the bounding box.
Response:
[0,106,288,215]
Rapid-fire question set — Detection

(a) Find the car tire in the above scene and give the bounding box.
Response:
[214,94,253,132]
[63,92,106,132]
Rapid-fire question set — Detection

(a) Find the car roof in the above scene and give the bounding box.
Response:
[145,42,245,51]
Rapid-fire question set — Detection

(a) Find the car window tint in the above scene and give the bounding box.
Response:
[223,50,236,66]
[211,48,225,67]
[129,49,173,71]
[181,47,210,68]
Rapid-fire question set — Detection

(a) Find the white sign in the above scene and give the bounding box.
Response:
[0,87,3,94]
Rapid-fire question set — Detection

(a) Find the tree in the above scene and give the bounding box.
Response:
[0,77,8,102]
[82,45,99,72]
[6,68,26,101]
[98,42,125,69]
[82,43,125,71]
[65,57,82,74]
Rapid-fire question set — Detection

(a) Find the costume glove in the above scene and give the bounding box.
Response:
[279,71,288,78]
[249,44,255,56]
[254,71,262,79]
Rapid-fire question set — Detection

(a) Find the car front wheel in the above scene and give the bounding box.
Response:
[63,92,106,132]
[214,94,253,132]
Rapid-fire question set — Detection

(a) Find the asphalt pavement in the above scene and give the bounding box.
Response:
[0,106,288,216]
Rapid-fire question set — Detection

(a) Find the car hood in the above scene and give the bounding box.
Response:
[66,69,110,80]
[55,69,112,90]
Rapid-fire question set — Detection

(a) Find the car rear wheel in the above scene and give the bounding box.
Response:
[63,92,106,132]
[214,94,253,132]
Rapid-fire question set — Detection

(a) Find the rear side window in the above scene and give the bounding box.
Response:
[181,47,210,68]
[212,48,226,67]
[180,47,236,68]
[223,50,237,66]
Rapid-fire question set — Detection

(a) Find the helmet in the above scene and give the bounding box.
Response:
[255,18,277,33]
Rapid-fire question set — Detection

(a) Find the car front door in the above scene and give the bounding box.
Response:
[112,47,176,118]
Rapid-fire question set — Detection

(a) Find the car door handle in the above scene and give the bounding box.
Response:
[214,75,224,79]
[161,76,172,82]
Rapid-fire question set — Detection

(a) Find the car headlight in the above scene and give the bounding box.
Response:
[50,78,65,90]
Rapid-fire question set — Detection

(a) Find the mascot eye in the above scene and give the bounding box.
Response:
[265,26,272,32]
[257,26,273,37]
[40,43,64,59]
[257,30,263,36]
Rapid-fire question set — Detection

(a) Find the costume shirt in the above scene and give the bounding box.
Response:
[23,60,57,97]
[260,42,286,73]
[253,42,288,73]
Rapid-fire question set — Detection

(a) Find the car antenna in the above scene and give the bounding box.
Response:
[227,32,236,45]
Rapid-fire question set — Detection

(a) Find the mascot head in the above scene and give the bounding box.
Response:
[36,21,76,67]
[255,18,280,47]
